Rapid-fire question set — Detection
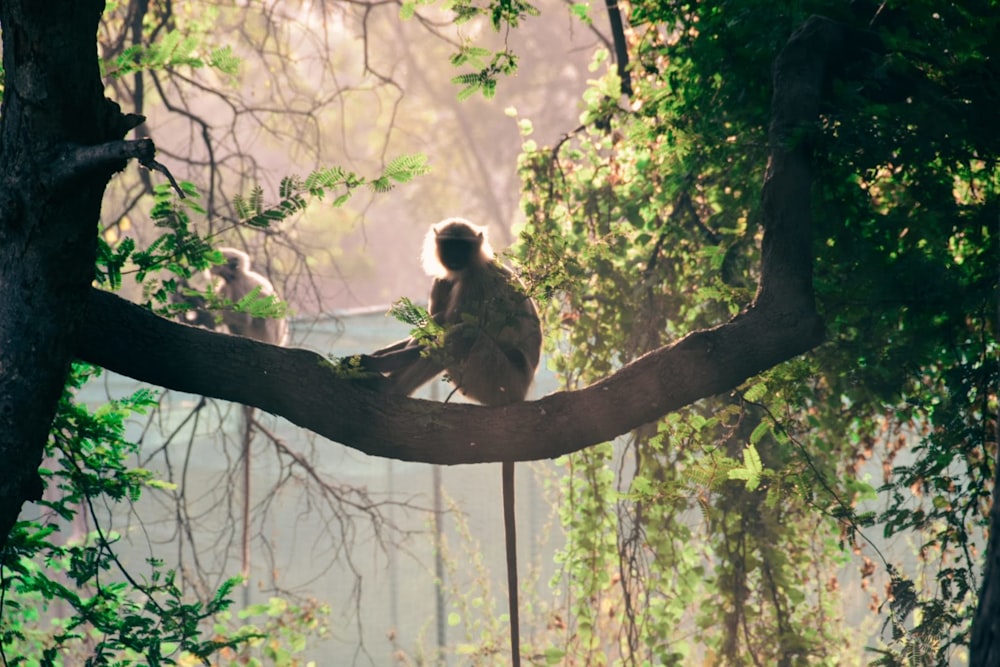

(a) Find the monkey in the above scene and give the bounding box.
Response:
[364,218,541,667]
[210,247,289,347]
[170,268,221,330]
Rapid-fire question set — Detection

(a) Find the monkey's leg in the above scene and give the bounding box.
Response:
[369,337,416,357]
[503,461,521,667]
[360,343,426,373]
[383,356,444,396]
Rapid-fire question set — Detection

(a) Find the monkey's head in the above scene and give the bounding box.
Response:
[422,218,494,278]
[211,247,251,282]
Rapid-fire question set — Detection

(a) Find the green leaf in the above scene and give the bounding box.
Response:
[742,444,763,475]
[749,421,770,445]
[545,647,567,664]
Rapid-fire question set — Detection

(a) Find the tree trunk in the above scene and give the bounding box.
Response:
[0,0,137,545]
[970,447,1000,666]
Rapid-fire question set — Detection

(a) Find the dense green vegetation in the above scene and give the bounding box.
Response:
[514,1,997,664]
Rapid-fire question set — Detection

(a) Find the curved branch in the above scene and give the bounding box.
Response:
[77,287,822,465]
[74,17,867,467]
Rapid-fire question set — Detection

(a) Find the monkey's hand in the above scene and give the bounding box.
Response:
[354,338,446,397]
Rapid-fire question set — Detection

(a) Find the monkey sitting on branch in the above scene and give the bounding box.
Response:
[362,217,541,667]
[210,247,289,347]
[171,247,289,347]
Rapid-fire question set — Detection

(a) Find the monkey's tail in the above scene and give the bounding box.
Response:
[503,461,521,667]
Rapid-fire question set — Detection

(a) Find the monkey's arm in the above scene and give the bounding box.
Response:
[369,337,417,356]
[427,277,454,322]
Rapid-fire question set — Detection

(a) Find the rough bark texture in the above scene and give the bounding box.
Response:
[0,0,138,548]
[971,449,1000,665]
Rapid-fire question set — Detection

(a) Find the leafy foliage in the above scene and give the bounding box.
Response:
[0,364,257,665]
[387,297,445,345]
[402,0,538,98]
[96,152,429,326]
[511,0,998,664]
[104,29,239,79]
[233,155,429,228]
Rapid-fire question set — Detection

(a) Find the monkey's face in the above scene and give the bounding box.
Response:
[437,237,481,272]
[210,259,239,282]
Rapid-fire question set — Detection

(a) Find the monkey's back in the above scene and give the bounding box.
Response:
[436,261,541,405]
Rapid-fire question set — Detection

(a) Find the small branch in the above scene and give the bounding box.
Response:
[605,0,632,96]
[141,156,185,198]
[50,139,153,180]
[47,138,184,198]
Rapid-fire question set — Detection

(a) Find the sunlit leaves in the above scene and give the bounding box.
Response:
[727,444,764,491]
[0,364,257,663]
[451,49,519,101]
[235,155,429,227]
[387,297,445,344]
[105,30,240,78]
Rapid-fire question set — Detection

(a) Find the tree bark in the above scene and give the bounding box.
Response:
[0,0,140,548]
[970,447,1000,666]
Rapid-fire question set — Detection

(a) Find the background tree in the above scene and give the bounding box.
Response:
[514,1,997,663]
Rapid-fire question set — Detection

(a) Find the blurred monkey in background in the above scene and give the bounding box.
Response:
[210,247,289,346]
[171,247,288,347]
[209,247,288,595]
[364,218,540,667]
[171,268,221,331]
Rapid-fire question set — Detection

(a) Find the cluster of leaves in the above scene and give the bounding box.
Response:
[388,297,445,343]
[234,155,430,228]
[401,0,538,99]
[104,29,239,79]
[218,597,331,667]
[511,0,997,664]
[0,364,255,665]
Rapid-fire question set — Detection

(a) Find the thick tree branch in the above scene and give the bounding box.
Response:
[77,287,823,464]
[47,138,152,184]
[73,17,865,466]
